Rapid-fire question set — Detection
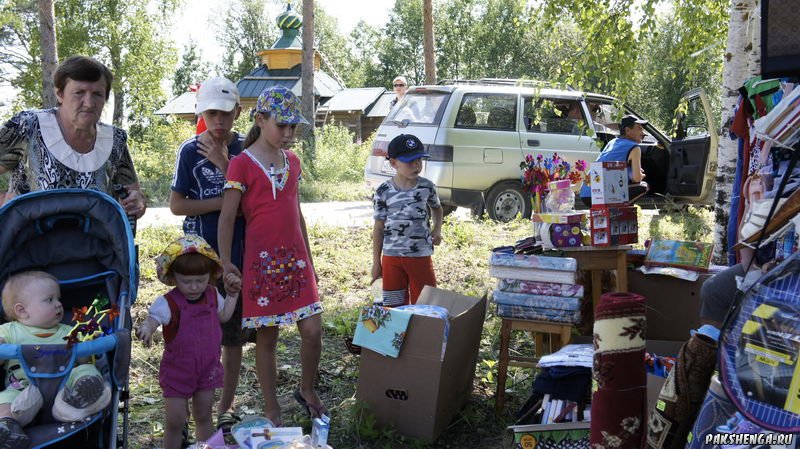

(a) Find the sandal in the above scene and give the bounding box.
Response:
[293,389,329,419]
[216,411,242,434]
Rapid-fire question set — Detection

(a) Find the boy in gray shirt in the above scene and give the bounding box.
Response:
[371,134,443,306]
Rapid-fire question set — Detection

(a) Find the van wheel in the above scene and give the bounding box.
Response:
[441,205,457,217]
[486,182,531,222]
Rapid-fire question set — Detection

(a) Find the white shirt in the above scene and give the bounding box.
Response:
[147,289,226,326]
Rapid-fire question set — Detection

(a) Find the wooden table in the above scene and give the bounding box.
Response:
[495,318,573,415]
[562,245,631,311]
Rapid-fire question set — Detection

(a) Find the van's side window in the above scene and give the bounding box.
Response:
[523,98,587,135]
[455,93,517,131]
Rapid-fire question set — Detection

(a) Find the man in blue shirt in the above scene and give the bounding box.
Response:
[580,115,650,206]
[169,76,251,428]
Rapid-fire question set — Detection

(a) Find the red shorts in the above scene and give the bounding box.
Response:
[381,255,436,306]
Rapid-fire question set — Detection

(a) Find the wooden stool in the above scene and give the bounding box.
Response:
[495,318,573,416]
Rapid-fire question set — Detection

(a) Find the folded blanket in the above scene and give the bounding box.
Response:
[489,251,577,271]
[495,304,581,324]
[538,344,593,368]
[497,278,584,298]
[492,290,581,311]
[591,292,647,449]
[353,306,413,358]
[396,304,449,360]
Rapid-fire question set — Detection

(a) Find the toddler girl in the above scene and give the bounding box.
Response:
[136,235,241,449]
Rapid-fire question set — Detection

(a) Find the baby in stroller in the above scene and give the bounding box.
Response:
[0,271,111,448]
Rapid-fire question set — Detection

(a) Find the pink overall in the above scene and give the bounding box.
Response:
[158,286,223,398]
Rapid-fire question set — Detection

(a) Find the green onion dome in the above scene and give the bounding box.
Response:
[277,5,302,30]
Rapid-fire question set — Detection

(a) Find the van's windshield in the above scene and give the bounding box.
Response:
[384,91,450,126]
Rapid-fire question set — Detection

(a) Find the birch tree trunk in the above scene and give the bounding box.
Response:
[713,0,761,263]
[423,0,436,84]
[38,0,58,108]
[301,0,316,170]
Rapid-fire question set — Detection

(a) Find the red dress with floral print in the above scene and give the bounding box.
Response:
[224,149,321,328]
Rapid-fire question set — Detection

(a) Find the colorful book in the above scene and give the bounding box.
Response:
[497,278,584,298]
[644,239,714,272]
[495,304,581,324]
[492,290,581,311]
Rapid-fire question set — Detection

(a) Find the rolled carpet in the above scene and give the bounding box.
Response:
[591,292,647,449]
[646,332,717,449]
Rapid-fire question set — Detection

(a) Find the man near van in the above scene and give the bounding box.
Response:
[389,75,408,109]
[580,115,649,206]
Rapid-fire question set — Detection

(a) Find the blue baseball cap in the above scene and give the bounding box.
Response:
[387,134,429,162]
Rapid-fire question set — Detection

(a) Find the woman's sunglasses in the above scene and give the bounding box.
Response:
[393,83,406,88]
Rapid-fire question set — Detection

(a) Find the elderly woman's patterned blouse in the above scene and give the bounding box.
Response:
[0,108,138,199]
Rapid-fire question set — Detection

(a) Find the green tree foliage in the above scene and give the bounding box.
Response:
[215,0,279,81]
[0,0,48,109]
[345,21,382,87]
[130,117,195,205]
[542,0,659,100]
[379,0,426,85]
[627,9,726,132]
[172,40,210,97]
[312,5,348,86]
[0,0,178,133]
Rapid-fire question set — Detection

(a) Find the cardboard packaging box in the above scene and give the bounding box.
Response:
[588,161,628,206]
[356,286,487,443]
[628,269,711,341]
[589,206,638,246]
[532,212,586,224]
[507,421,591,449]
[645,340,684,412]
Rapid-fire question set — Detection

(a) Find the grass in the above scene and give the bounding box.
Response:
[127,206,713,448]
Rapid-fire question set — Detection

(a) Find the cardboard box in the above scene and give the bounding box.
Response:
[588,161,628,206]
[356,286,487,443]
[628,269,711,341]
[532,212,586,224]
[589,206,638,246]
[508,422,590,449]
[645,340,684,412]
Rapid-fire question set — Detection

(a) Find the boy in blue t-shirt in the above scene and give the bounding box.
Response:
[169,76,251,428]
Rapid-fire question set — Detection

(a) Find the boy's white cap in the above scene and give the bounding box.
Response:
[195,77,240,114]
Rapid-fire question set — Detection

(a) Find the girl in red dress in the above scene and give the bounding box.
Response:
[218,86,325,426]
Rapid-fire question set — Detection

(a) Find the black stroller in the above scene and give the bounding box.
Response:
[0,189,137,449]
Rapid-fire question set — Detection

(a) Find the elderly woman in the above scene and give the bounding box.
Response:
[0,55,146,217]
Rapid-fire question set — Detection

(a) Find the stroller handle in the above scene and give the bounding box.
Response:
[0,333,118,360]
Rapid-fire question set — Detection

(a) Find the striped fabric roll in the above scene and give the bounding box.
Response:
[591,292,647,449]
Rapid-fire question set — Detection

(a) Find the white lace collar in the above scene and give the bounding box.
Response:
[37,110,114,172]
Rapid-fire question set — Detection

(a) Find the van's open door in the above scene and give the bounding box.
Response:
[667,88,718,204]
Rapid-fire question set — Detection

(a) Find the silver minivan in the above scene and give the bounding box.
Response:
[365,80,717,222]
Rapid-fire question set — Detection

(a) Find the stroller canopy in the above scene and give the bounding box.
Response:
[0,189,136,309]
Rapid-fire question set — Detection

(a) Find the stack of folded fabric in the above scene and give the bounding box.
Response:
[489,249,581,323]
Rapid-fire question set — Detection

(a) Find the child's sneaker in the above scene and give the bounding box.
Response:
[63,374,104,409]
[0,417,30,449]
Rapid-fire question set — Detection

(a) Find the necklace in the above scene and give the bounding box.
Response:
[55,110,96,154]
